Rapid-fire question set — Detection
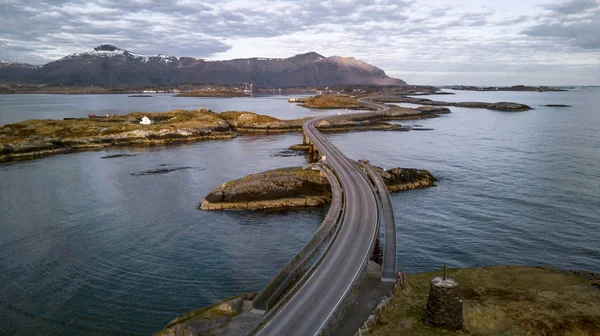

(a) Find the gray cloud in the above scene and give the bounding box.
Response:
[524,0,600,49]
[543,0,598,14]
[0,0,599,85]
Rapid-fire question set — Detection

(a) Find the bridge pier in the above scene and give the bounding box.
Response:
[370,237,382,265]
[302,132,312,145]
[308,144,321,163]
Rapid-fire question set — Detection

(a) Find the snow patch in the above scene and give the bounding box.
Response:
[58,48,178,63]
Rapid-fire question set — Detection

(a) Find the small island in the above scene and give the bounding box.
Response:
[445,85,567,92]
[0,105,450,162]
[199,165,437,211]
[374,96,533,112]
[294,94,366,109]
[174,90,249,98]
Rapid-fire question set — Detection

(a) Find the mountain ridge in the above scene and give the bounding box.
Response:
[0,45,406,87]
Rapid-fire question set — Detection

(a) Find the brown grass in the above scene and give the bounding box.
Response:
[371,266,600,336]
[300,94,362,109]
[0,109,263,143]
[174,90,247,97]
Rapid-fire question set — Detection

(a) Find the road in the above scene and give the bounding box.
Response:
[256,117,380,336]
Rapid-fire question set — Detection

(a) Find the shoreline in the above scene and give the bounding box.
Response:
[0,103,450,163]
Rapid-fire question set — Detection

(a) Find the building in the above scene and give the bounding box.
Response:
[140,116,154,125]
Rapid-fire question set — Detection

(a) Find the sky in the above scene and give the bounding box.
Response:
[1,0,599,85]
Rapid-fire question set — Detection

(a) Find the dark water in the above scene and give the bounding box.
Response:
[1,90,599,334]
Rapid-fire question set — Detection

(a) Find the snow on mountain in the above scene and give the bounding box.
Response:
[59,44,179,64]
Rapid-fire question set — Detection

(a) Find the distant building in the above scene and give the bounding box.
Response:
[140,116,154,125]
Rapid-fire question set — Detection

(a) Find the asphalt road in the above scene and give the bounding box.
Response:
[256,117,380,336]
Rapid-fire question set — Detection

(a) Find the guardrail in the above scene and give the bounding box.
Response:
[251,163,344,312]
[362,163,397,282]
[246,164,346,335]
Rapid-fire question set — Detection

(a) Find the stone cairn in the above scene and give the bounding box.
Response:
[422,264,463,330]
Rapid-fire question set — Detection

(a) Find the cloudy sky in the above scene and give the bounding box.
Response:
[1,0,599,85]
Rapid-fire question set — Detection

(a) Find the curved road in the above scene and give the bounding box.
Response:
[256,117,380,336]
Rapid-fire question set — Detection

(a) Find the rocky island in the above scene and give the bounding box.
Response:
[174,90,248,98]
[294,94,366,109]
[0,104,450,162]
[373,96,533,112]
[445,85,567,92]
[199,165,437,211]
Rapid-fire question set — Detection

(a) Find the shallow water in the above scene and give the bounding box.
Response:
[1,89,599,334]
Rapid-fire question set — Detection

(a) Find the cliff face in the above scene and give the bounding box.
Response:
[2,45,406,86]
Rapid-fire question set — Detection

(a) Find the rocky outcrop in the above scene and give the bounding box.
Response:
[545,104,571,107]
[371,166,438,191]
[373,96,532,112]
[3,45,405,86]
[156,293,257,336]
[199,164,437,211]
[199,167,332,210]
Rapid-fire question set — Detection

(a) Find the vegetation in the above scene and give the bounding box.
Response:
[370,266,600,335]
[174,90,247,97]
[0,109,227,142]
[299,94,363,109]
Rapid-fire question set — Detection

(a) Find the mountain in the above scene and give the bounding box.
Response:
[0,45,406,86]
[0,58,38,83]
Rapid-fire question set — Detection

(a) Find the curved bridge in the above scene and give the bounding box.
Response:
[255,117,382,335]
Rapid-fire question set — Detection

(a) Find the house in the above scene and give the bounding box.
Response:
[140,116,154,125]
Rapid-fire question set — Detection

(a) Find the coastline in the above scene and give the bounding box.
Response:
[0,103,451,163]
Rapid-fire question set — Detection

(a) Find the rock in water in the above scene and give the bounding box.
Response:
[422,277,463,330]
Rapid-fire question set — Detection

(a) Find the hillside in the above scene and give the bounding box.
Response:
[0,45,406,87]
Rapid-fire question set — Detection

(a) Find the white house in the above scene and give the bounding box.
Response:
[140,116,154,125]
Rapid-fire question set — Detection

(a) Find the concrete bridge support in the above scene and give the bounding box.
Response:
[308,144,321,163]
[302,132,312,145]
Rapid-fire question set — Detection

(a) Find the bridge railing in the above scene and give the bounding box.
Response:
[246,164,346,335]
[251,163,344,312]
[361,162,397,282]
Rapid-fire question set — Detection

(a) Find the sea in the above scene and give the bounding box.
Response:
[0,89,598,335]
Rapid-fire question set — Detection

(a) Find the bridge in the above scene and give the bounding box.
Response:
[249,99,398,335]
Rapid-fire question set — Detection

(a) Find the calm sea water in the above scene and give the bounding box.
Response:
[1,90,599,335]
[0,93,340,125]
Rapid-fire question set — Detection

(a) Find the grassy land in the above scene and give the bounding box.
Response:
[371,266,600,335]
[0,109,228,142]
[174,90,248,97]
[299,94,363,109]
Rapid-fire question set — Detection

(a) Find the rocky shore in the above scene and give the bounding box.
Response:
[0,105,449,162]
[373,96,533,112]
[199,165,437,211]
